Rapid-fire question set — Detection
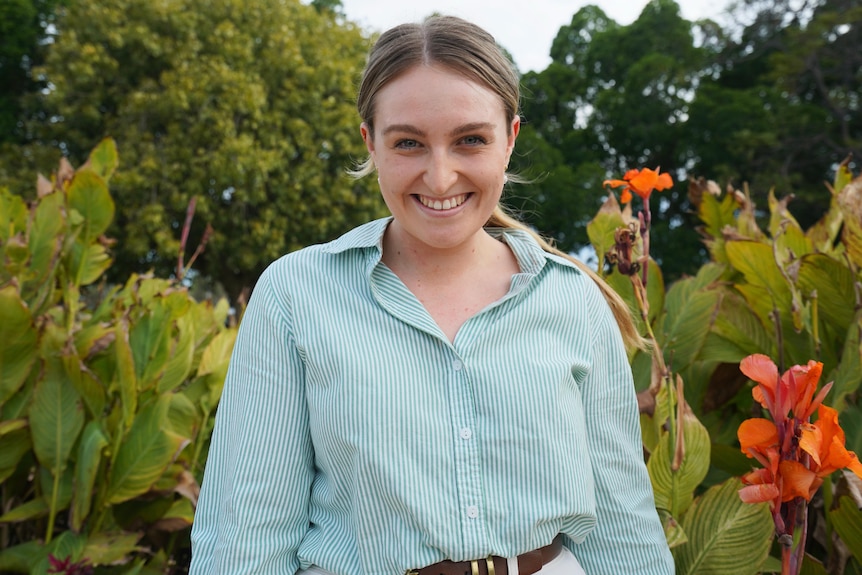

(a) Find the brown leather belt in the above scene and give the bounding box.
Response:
[407,536,563,575]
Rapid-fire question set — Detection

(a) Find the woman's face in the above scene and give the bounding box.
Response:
[361,65,519,254]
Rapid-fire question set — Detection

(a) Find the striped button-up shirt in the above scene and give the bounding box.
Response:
[190,217,674,575]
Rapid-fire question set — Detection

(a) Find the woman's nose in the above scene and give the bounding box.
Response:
[423,152,458,194]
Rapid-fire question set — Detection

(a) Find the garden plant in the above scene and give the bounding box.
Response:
[0,140,237,572]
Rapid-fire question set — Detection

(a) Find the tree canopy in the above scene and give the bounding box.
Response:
[509,0,859,281]
[2,0,385,300]
[1,0,857,292]
[0,0,65,145]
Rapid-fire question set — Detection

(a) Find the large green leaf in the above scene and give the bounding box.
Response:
[30,348,85,477]
[62,354,107,420]
[0,541,43,572]
[769,191,812,261]
[657,508,688,549]
[68,241,112,286]
[838,176,862,268]
[167,391,198,441]
[70,421,109,532]
[0,187,28,242]
[648,387,712,517]
[105,395,189,505]
[831,495,862,561]
[130,304,171,386]
[797,253,857,336]
[672,479,774,575]
[0,498,48,523]
[114,318,138,431]
[830,314,862,410]
[67,168,114,244]
[158,314,195,394]
[800,554,829,575]
[40,462,74,512]
[698,192,737,242]
[81,137,119,182]
[701,288,773,363]
[1,232,29,281]
[25,190,65,288]
[586,194,626,267]
[0,428,30,484]
[82,532,143,564]
[197,328,238,381]
[660,275,720,373]
[726,241,792,313]
[0,286,38,405]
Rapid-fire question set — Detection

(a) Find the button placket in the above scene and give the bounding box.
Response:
[448,351,485,545]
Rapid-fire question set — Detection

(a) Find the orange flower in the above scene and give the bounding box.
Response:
[738,417,778,457]
[603,167,673,203]
[737,427,822,504]
[739,447,780,506]
[740,354,831,421]
[800,405,862,478]
[778,460,821,502]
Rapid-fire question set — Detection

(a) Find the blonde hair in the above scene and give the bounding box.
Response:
[355,15,643,349]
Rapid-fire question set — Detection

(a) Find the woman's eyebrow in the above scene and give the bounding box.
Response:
[381,122,496,137]
[448,122,495,137]
[382,124,424,136]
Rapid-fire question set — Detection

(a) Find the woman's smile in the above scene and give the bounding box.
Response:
[415,193,470,212]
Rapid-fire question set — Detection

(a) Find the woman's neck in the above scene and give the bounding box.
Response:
[381,224,505,283]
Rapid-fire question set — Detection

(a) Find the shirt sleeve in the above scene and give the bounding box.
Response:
[190,264,314,574]
[568,289,675,575]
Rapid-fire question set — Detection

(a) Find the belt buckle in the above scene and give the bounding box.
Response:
[469,557,496,575]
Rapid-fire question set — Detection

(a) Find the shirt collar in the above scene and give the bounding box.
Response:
[321,217,582,276]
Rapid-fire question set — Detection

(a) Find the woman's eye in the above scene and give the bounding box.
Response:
[462,135,487,146]
[395,139,420,149]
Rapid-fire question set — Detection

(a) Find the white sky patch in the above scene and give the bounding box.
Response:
[338,0,730,73]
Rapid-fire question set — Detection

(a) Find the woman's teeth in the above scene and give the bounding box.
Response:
[419,194,467,210]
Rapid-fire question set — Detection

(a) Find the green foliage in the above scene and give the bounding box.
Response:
[511,0,710,281]
[0,139,236,571]
[590,159,862,571]
[671,479,774,574]
[1,0,387,300]
[510,0,859,285]
[685,0,861,231]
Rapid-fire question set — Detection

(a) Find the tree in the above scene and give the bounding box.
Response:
[512,0,711,280]
[685,0,862,229]
[5,0,386,300]
[0,0,65,144]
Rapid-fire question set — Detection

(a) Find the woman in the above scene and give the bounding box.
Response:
[190,15,674,575]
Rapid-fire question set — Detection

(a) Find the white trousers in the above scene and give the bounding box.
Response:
[299,546,586,575]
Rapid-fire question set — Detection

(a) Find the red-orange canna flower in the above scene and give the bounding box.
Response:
[739,354,831,421]
[800,405,862,479]
[603,167,673,204]
[738,355,862,507]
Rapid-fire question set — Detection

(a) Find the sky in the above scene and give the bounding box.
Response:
[339,0,729,73]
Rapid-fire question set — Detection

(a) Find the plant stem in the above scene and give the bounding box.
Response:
[640,198,651,289]
[45,466,61,544]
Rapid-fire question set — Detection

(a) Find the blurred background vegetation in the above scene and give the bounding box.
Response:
[1,0,861,572]
[1,0,858,301]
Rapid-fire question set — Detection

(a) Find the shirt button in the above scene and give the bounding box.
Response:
[453,359,463,371]
[459,427,473,440]
[466,505,479,519]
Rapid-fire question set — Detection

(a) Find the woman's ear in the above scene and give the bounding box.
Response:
[360,122,375,154]
[506,116,521,160]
